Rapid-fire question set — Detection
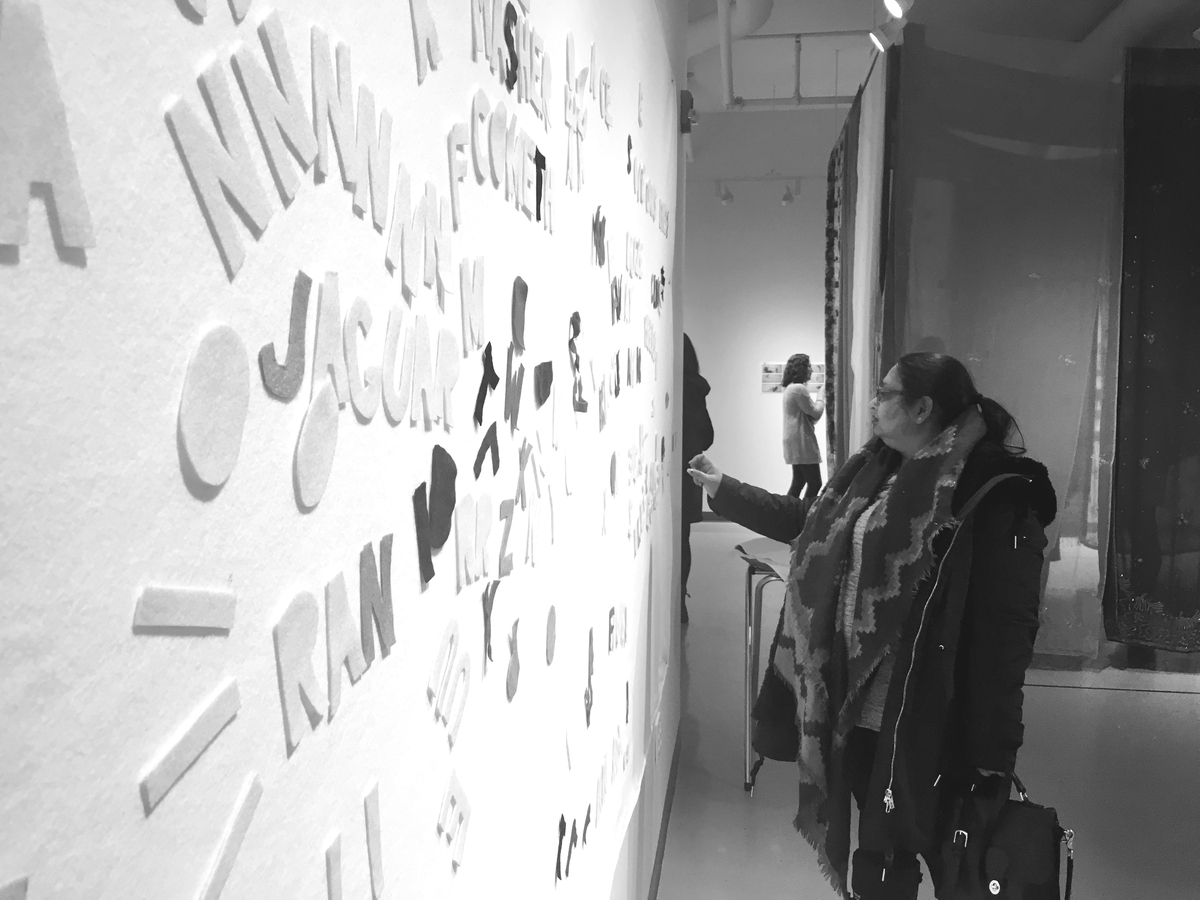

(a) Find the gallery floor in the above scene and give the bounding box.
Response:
[656,520,1200,900]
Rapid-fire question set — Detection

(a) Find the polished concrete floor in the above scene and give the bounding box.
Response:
[658,521,1200,900]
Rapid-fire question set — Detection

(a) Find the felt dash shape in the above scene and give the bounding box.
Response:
[481,580,498,674]
[344,297,382,421]
[474,341,499,427]
[325,573,368,719]
[413,482,436,584]
[533,361,553,408]
[555,815,567,881]
[0,0,96,249]
[179,324,250,488]
[582,804,591,843]
[610,452,617,495]
[272,591,326,754]
[0,878,28,900]
[505,619,520,701]
[566,819,578,876]
[325,834,343,900]
[364,783,385,898]
[259,271,311,402]
[429,445,458,550]
[360,537,396,666]
[583,629,594,726]
[511,277,528,353]
[196,772,263,900]
[473,422,499,479]
[294,379,339,510]
[504,343,525,431]
[545,605,556,665]
[139,678,240,814]
[133,586,236,636]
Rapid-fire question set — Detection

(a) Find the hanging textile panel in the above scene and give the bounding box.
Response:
[1105,48,1200,652]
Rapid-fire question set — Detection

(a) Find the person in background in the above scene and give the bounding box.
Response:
[782,353,825,499]
[687,353,1056,900]
[680,334,714,625]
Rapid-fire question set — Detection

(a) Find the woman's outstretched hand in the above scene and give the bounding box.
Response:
[687,453,723,498]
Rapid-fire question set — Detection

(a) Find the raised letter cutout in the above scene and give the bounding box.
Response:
[0,0,95,249]
[260,271,311,402]
[325,573,368,719]
[344,297,381,421]
[365,784,384,898]
[429,445,458,551]
[360,537,396,666]
[273,591,326,753]
[436,772,471,872]
[413,482,436,583]
[409,0,444,84]
[311,272,350,404]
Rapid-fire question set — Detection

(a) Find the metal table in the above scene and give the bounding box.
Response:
[734,537,791,793]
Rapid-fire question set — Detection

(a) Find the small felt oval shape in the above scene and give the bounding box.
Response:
[179,324,250,487]
[295,380,340,509]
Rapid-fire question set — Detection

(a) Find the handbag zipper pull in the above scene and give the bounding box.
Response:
[884,788,895,813]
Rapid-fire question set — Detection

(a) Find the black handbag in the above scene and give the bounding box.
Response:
[938,773,1074,900]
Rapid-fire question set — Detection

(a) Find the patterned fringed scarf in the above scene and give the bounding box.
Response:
[776,407,986,897]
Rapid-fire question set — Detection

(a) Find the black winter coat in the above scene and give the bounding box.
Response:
[709,441,1057,856]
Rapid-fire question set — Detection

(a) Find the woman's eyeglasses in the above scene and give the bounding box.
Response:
[874,388,904,403]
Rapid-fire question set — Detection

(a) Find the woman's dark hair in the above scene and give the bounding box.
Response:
[782,353,811,388]
[683,334,700,378]
[895,352,1024,453]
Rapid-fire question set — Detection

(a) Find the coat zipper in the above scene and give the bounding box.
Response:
[883,522,961,814]
[882,475,1031,815]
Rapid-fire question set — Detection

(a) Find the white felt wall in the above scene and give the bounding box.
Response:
[0,1,682,898]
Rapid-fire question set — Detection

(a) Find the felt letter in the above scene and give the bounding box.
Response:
[413,482,436,583]
[0,0,95,249]
[260,271,311,402]
[456,494,478,591]
[384,163,410,276]
[166,62,271,279]
[196,773,262,900]
[529,32,545,117]
[381,302,414,424]
[432,328,461,429]
[505,113,521,208]
[344,297,381,420]
[429,445,458,550]
[311,28,359,187]
[521,132,536,218]
[480,580,499,671]
[473,421,500,479]
[470,90,490,183]
[498,498,515,577]
[273,591,326,753]
[471,0,495,64]
[511,276,528,353]
[408,0,444,85]
[428,621,470,748]
[488,100,507,187]
[447,123,469,229]
[325,835,342,900]
[461,257,485,357]
[474,341,499,426]
[326,573,368,719]
[312,272,351,404]
[504,343,525,430]
[354,86,392,230]
[360,537,395,666]
[364,784,384,899]
[231,11,317,205]
[436,771,471,872]
[533,361,553,408]
[410,314,435,428]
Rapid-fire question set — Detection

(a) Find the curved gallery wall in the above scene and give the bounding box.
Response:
[0,0,684,897]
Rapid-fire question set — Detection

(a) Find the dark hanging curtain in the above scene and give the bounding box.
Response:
[883,25,1123,658]
[824,93,861,472]
[1104,49,1200,652]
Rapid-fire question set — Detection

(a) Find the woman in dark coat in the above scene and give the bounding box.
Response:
[680,334,714,624]
[688,353,1055,900]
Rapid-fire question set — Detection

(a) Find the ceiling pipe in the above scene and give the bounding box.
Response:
[1057,0,1197,79]
[687,0,775,109]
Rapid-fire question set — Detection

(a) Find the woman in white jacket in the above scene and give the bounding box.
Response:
[782,353,825,498]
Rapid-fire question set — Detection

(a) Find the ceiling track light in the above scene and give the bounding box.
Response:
[883,0,913,19]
